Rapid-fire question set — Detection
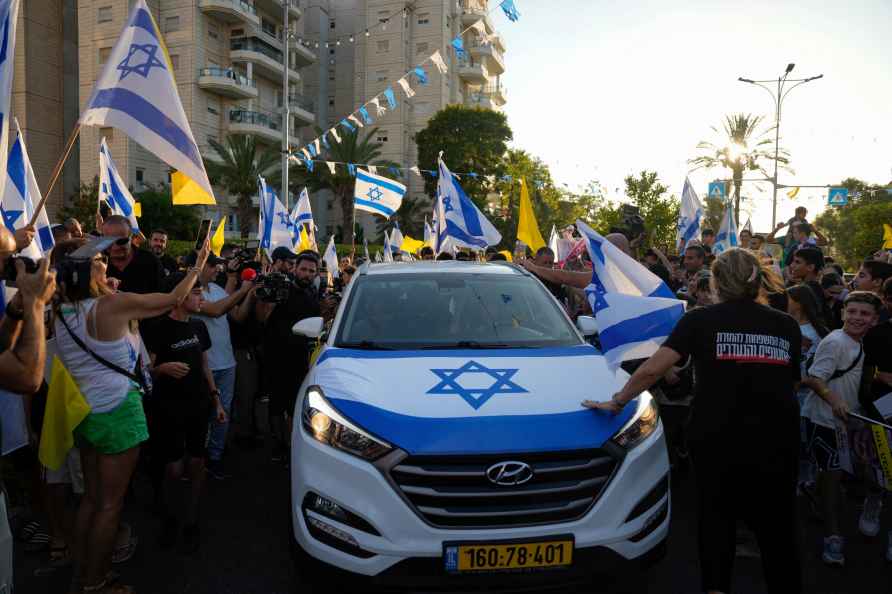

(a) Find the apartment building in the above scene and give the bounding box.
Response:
[302,0,506,238]
[77,0,317,233]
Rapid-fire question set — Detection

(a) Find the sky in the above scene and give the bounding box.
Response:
[499,0,892,232]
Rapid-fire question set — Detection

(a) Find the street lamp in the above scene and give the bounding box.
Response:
[738,66,823,229]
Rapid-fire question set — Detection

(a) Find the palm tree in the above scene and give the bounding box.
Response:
[689,113,791,221]
[375,195,428,239]
[301,126,398,243]
[204,134,279,238]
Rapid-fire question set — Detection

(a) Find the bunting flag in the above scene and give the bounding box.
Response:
[313,138,321,155]
[307,142,318,158]
[330,127,341,143]
[410,166,421,176]
[370,97,386,117]
[387,166,400,177]
[516,178,546,252]
[326,161,336,175]
[368,165,378,176]
[2,121,54,259]
[414,66,428,85]
[340,118,355,132]
[347,114,364,129]
[396,77,415,98]
[500,0,520,21]
[430,50,448,74]
[99,137,140,231]
[0,0,20,201]
[320,132,331,150]
[358,106,372,125]
[451,37,465,58]
[383,87,397,109]
[80,0,215,202]
[210,216,226,256]
[347,163,356,177]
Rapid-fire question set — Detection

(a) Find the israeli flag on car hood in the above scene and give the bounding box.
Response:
[576,220,684,370]
[99,138,139,232]
[1,121,54,259]
[309,346,638,455]
[434,154,501,254]
[353,168,406,218]
[80,0,215,201]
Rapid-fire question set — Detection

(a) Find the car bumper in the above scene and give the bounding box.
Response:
[291,419,670,584]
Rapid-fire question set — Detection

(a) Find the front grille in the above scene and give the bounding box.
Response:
[389,449,620,529]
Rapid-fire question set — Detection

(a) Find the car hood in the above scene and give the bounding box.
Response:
[308,345,638,455]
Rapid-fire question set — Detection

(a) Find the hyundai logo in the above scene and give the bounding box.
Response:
[486,461,534,486]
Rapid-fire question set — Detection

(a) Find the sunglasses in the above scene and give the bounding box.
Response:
[111,237,131,246]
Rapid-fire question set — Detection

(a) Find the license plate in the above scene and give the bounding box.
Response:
[444,536,574,573]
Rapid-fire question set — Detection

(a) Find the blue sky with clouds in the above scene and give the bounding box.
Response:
[499,0,892,231]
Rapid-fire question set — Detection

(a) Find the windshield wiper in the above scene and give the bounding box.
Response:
[420,341,521,350]
[338,341,396,350]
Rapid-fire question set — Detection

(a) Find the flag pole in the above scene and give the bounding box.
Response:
[28,123,81,227]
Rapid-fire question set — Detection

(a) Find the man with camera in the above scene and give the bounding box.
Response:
[233,250,322,465]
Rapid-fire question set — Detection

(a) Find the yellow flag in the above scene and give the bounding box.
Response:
[516,178,546,252]
[132,202,142,217]
[401,235,426,254]
[787,186,800,199]
[210,216,226,255]
[172,171,216,205]
[498,250,514,262]
[883,224,892,250]
[297,225,313,252]
[39,357,91,471]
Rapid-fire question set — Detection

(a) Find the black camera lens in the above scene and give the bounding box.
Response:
[1,255,38,282]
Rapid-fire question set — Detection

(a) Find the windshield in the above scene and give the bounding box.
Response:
[335,272,582,349]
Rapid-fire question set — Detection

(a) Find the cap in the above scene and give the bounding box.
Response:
[272,246,297,262]
[185,250,226,267]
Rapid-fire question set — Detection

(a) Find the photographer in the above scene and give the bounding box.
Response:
[233,252,321,466]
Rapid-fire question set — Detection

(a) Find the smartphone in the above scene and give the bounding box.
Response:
[194,218,212,251]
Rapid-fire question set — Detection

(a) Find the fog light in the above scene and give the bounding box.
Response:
[311,495,348,522]
[629,500,669,543]
[306,515,360,548]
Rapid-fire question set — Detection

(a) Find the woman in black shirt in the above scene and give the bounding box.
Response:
[587,248,802,594]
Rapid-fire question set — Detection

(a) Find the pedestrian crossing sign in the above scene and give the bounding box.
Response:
[708,182,726,200]
[828,187,849,206]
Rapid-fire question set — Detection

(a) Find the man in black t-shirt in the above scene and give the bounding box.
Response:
[144,279,226,552]
[101,215,164,294]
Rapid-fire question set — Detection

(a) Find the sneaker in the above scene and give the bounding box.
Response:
[206,459,230,480]
[159,516,178,550]
[822,535,845,567]
[859,494,883,537]
[182,523,200,554]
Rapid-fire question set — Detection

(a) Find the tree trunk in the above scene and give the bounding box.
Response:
[732,168,743,224]
[338,184,353,243]
[238,193,254,239]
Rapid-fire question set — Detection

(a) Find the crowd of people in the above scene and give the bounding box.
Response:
[2,204,891,594]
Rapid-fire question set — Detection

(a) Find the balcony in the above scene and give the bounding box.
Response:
[286,93,315,125]
[254,0,302,20]
[469,41,505,75]
[199,0,259,26]
[460,0,494,33]
[457,57,488,83]
[230,38,300,82]
[291,42,316,67]
[228,109,282,143]
[465,92,497,110]
[490,32,506,53]
[197,67,258,99]
[485,83,507,105]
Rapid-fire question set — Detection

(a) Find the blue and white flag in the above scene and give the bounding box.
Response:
[382,232,394,263]
[576,220,684,370]
[292,187,313,226]
[0,0,19,201]
[80,0,214,200]
[258,176,294,256]
[1,122,54,260]
[423,217,433,247]
[676,176,702,250]
[389,222,404,254]
[713,202,739,255]
[433,154,501,254]
[354,168,406,218]
[323,235,339,279]
[99,138,139,232]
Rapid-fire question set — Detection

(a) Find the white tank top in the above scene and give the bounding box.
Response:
[54,298,142,413]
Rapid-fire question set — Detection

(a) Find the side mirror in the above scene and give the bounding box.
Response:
[292,317,325,339]
[576,316,598,337]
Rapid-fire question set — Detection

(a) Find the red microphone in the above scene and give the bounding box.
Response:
[241,268,258,282]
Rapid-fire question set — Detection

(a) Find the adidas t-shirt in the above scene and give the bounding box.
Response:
[143,315,211,404]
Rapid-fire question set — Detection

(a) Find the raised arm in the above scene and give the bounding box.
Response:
[766,223,785,244]
[520,259,591,289]
[583,346,682,413]
[812,227,829,247]
[199,282,252,318]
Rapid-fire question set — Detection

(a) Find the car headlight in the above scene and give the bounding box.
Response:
[611,393,659,450]
[301,386,392,461]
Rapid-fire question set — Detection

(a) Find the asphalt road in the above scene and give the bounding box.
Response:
[15,438,892,594]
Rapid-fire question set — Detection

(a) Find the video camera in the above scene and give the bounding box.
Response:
[254,272,292,304]
[227,247,261,275]
[618,204,645,240]
[0,255,38,282]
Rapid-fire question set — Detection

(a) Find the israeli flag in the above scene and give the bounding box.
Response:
[389,222,404,254]
[323,235,339,279]
[80,0,215,201]
[713,202,739,255]
[423,217,433,247]
[354,168,406,218]
[0,0,19,201]
[99,138,139,232]
[292,187,313,226]
[434,154,501,254]
[576,220,684,370]
[258,176,294,256]
[676,176,702,250]
[1,122,54,260]
[382,232,394,263]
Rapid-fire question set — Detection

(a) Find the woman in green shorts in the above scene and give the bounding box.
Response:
[52,237,209,594]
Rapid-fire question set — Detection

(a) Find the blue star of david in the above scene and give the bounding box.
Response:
[366,186,384,202]
[427,360,528,410]
[117,43,165,80]
[277,212,292,226]
[0,206,22,231]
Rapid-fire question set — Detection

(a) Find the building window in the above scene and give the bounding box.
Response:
[417,13,430,25]
[97,6,113,23]
[377,11,389,23]
[207,106,219,115]
[328,97,335,107]
[100,127,114,142]
[416,42,428,55]
[98,47,112,65]
[329,20,336,29]
[376,40,389,54]
[375,69,388,82]
[261,18,277,39]
[169,54,179,70]
[208,23,219,40]
[165,16,179,33]
[231,28,244,37]
[328,69,335,81]
[135,168,145,184]
[329,48,335,56]
[376,131,388,143]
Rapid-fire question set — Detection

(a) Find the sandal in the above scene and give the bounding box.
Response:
[111,532,138,564]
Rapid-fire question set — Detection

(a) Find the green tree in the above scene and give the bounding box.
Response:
[134,184,201,240]
[814,178,892,270]
[488,150,561,247]
[689,113,790,221]
[205,134,279,238]
[60,178,102,230]
[415,105,512,207]
[623,171,680,250]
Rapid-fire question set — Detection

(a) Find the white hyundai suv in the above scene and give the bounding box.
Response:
[290,261,669,590]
